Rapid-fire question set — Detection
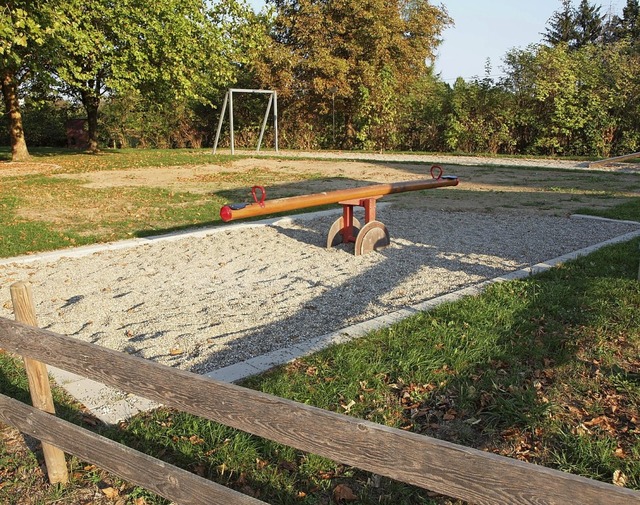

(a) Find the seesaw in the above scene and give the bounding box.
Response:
[220,165,459,255]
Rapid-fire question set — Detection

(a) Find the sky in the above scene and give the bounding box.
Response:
[246,1,623,82]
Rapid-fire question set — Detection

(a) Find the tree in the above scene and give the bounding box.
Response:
[574,0,603,47]
[621,0,640,37]
[502,39,639,157]
[445,66,515,155]
[544,0,577,46]
[254,0,451,150]
[398,74,450,151]
[0,1,55,160]
[48,0,261,152]
[608,0,640,49]
[501,46,542,153]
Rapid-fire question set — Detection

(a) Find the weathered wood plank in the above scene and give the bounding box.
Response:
[10,282,69,484]
[0,393,265,505]
[588,151,640,167]
[1,318,639,505]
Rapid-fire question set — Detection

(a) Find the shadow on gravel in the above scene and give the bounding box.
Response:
[173,204,638,374]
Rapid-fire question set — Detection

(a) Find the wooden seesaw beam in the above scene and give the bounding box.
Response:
[219,168,459,255]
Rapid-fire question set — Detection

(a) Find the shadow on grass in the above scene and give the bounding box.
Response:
[237,238,640,488]
[101,239,640,501]
[0,147,89,161]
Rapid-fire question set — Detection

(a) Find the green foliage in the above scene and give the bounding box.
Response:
[608,0,640,47]
[445,72,516,154]
[543,0,604,48]
[98,92,209,149]
[502,39,640,156]
[544,0,578,46]
[574,0,605,47]
[20,100,70,147]
[43,0,264,150]
[0,1,51,68]
[253,0,452,150]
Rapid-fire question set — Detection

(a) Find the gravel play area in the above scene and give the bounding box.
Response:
[1,206,638,375]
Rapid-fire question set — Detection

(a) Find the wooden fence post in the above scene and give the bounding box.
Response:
[10,282,69,485]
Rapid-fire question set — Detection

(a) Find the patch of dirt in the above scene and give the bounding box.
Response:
[0,162,61,178]
[46,156,640,217]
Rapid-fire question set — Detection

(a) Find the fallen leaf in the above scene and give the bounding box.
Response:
[613,470,628,487]
[583,415,609,427]
[333,483,358,502]
[169,348,183,356]
[101,486,119,499]
[135,498,147,505]
[443,408,457,421]
[341,400,356,413]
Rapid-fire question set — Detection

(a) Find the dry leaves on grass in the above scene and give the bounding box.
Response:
[100,486,119,499]
[333,483,358,502]
[613,469,628,487]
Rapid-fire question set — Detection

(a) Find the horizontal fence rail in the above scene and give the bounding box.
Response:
[0,393,265,505]
[1,317,639,505]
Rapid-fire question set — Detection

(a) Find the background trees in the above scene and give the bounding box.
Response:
[1,0,263,157]
[0,0,58,160]
[2,0,640,158]
[251,0,452,150]
[48,0,261,152]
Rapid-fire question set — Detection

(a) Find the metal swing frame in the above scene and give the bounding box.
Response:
[212,88,279,155]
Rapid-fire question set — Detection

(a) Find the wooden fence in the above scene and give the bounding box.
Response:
[1,282,639,505]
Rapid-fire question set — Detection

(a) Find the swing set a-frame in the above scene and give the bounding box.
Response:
[212,88,279,155]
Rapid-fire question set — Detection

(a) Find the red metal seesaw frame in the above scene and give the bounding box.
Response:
[219,165,459,255]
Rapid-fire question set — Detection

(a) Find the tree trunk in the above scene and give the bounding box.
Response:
[80,89,100,152]
[1,70,30,161]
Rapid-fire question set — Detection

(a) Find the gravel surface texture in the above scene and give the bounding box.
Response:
[1,207,638,375]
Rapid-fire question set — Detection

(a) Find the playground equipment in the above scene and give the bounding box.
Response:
[212,89,278,155]
[220,166,459,255]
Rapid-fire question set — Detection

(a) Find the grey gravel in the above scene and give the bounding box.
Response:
[1,207,638,375]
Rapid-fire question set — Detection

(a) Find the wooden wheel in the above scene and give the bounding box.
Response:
[354,220,390,256]
[326,216,361,248]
